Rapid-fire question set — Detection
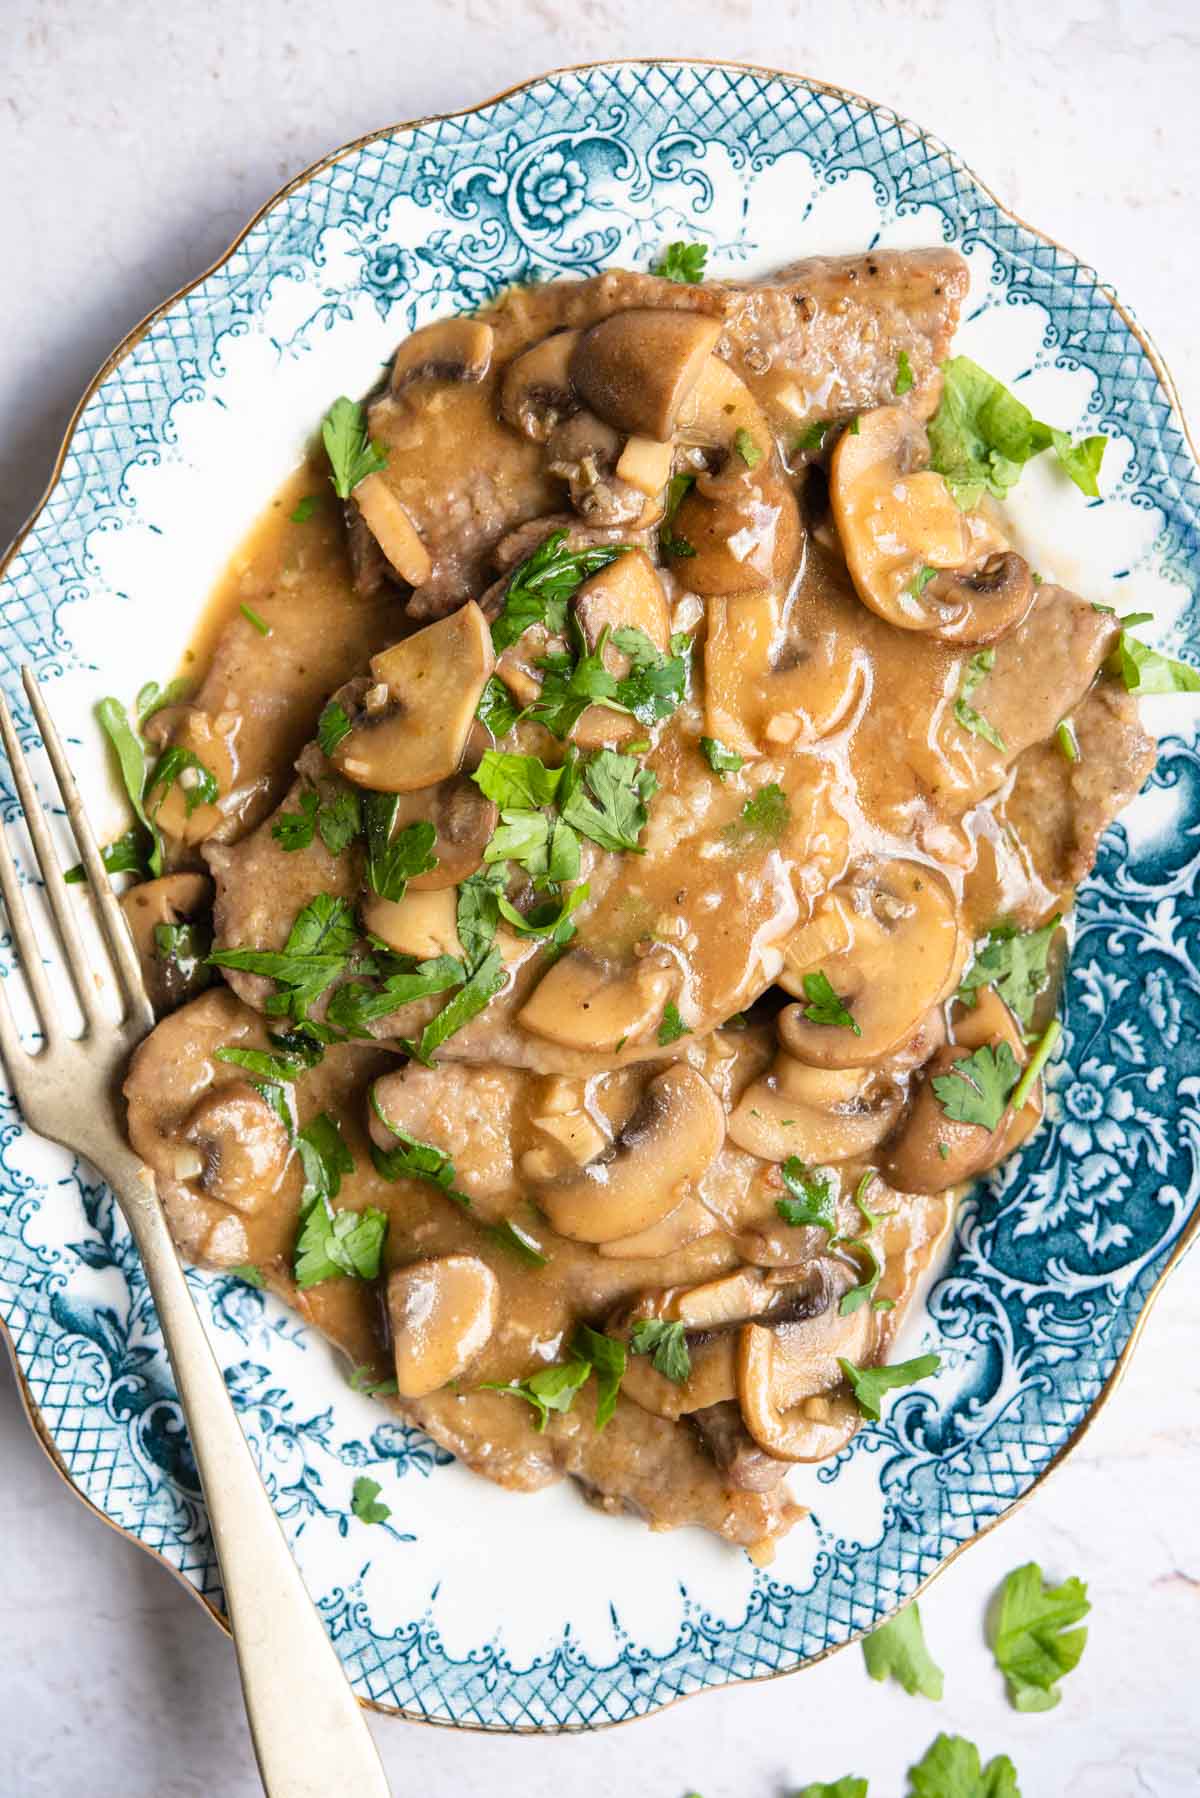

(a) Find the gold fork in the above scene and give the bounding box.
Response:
[0,668,391,1798]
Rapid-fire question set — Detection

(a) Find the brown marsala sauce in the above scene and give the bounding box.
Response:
[121,254,1154,1558]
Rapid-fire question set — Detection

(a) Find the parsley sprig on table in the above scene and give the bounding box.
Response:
[989,1561,1090,1712]
[862,1601,944,1700]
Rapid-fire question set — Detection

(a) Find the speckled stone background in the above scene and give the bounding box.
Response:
[2,5,1198,1794]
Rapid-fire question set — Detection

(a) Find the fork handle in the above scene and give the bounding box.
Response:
[106,1148,392,1798]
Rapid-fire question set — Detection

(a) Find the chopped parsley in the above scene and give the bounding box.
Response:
[213,1033,324,1083]
[475,674,522,739]
[954,649,1006,752]
[957,917,1060,1030]
[988,1561,1089,1712]
[862,1601,944,1699]
[489,530,627,655]
[363,797,437,902]
[294,1196,387,1290]
[931,1042,1020,1132]
[1010,1019,1061,1112]
[1056,718,1080,762]
[485,1217,549,1269]
[483,1324,626,1431]
[909,564,938,601]
[629,1317,691,1385]
[209,893,360,1024]
[656,1000,691,1045]
[838,1240,886,1316]
[796,1782,867,1798]
[153,921,212,990]
[799,969,861,1035]
[894,348,915,396]
[271,784,362,857]
[317,699,352,757]
[229,1264,265,1289]
[610,626,691,725]
[559,747,657,854]
[653,240,708,284]
[659,472,696,558]
[295,1111,354,1207]
[146,744,219,820]
[776,1158,837,1232]
[350,1475,391,1526]
[725,782,791,845]
[240,603,270,636]
[322,396,388,499]
[927,355,1107,508]
[290,495,318,523]
[700,736,744,777]
[324,954,463,1037]
[838,1353,941,1421]
[733,426,763,468]
[1108,629,1200,695]
[474,750,564,810]
[456,864,505,967]
[400,946,507,1066]
[793,419,831,453]
[349,1365,399,1397]
[370,1099,472,1208]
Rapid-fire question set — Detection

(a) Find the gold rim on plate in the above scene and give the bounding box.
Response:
[1,57,1197,1733]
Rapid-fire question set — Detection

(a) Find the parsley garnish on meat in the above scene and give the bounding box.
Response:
[350,1475,391,1525]
[560,747,657,854]
[362,796,437,902]
[474,751,565,810]
[272,784,363,856]
[213,1033,324,1082]
[793,420,831,454]
[725,782,791,844]
[295,1111,354,1206]
[629,1317,691,1385]
[400,946,507,1066]
[733,426,763,468]
[838,1353,941,1420]
[294,1202,386,1287]
[799,969,862,1035]
[927,355,1107,507]
[989,1561,1089,1712]
[907,1733,1022,1798]
[1056,718,1080,762]
[456,864,505,965]
[894,348,915,396]
[776,1158,837,1232]
[482,1326,626,1431]
[489,530,628,654]
[290,495,318,523]
[370,1101,472,1207]
[656,1000,691,1046]
[957,917,1060,1030]
[700,736,744,777]
[240,603,270,637]
[324,954,463,1036]
[317,700,352,757]
[931,1042,1020,1131]
[1108,626,1200,695]
[322,396,388,499]
[146,745,219,819]
[862,1601,944,1699]
[611,627,691,724]
[209,893,360,1023]
[475,674,522,739]
[954,649,1006,751]
[652,240,708,285]
[659,472,697,558]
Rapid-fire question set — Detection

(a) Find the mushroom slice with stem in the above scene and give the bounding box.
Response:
[364,886,464,961]
[386,1254,500,1399]
[182,1080,293,1216]
[499,329,581,441]
[389,317,494,394]
[738,1323,864,1461]
[533,1063,725,1245]
[331,602,494,793]
[517,946,677,1055]
[830,405,1034,644]
[351,474,433,588]
[120,871,212,1016]
[571,310,722,441]
[728,1053,903,1163]
[544,411,650,528]
[703,590,780,758]
[777,858,961,1068]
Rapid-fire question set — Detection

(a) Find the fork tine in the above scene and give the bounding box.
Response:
[0,805,59,1046]
[0,688,106,1035]
[21,667,154,1034]
[0,954,31,1086]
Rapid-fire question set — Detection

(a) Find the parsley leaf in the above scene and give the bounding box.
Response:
[362,798,438,903]
[954,649,1006,751]
[659,472,697,557]
[456,864,505,968]
[401,945,506,1065]
[629,1317,691,1384]
[1109,630,1200,695]
[147,745,219,820]
[349,1365,399,1397]
[490,530,627,654]
[838,1239,885,1315]
[317,700,352,757]
[611,627,690,724]
[989,1562,1089,1712]
[797,1782,868,1798]
[154,922,212,990]
[776,1158,837,1232]
[560,747,656,854]
[291,495,318,523]
[295,1111,354,1206]
[95,696,164,877]
[473,750,564,809]
[927,355,1106,508]
[726,782,791,843]
[229,1264,265,1289]
[524,632,625,740]
[653,240,708,284]
[863,1601,944,1699]
[209,893,359,1023]
[272,789,320,851]
[64,823,150,885]
[800,969,861,1035]
[700,736,744,777]
[931,1042,1020,1131]
[482,1359,591,1430]
[475,673,522,739]
[497,881,589,945]
[572,1324,627,1429]
[733,426,763,468]
[324,954,463,1036]
[240,602,270,637]
[906,1733,1022,1798]
[957,917,1060,1031]
[350,1474,391,1526]
[322,396,388,499]
[793,420,831,453]
[895,348,915,395]
[213,1034,324,1082]
[294,1197,387,1289]
[656,999,691,1045]
[370,1100,472,1208]
[838,1353,941,1421]
[317,786,362,856]
[486,1217,550,1268]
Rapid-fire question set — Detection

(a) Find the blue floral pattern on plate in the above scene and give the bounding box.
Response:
[1,61,1198,1730]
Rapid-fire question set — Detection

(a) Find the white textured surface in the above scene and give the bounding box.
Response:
[2,4,1199,1794]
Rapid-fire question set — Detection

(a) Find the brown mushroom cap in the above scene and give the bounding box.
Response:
[533,1063,725,1244]
[182,1080,292,1215]
[499,329,581,441]
[571,310,722,441]
[387,1254,499,1398]
[389,317,494,393]
[665,470,801,597]
[517,946,677,1054]
[332,602,494,794]
[777,858,962,1067]
[830,405,1035,644]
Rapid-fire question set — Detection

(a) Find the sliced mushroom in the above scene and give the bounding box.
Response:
[830,406,1034,644]
[331,602,494,793]
[182,1081,292,1215]
[389,317,494,394]
[545,411,649,528]
[533,1064,725,1244]
[616,435,674,498]
[728,1053,903,1162]
[571,310,722,441]
[570,550,672,748]
[364,886,464,961]
[737,1293,871,1462]
[351,473,433,588]
[120,872,212,1016]
[500,329,581,441]
[703,591,779,757]
[777,859,961,1067]
[597,1192,715,1259]
[518,947,677,1054]
[386,1254,499,1398]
